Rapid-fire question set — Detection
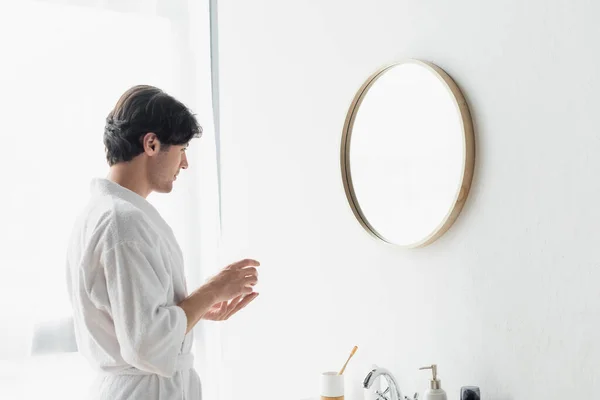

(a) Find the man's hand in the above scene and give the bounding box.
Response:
[203,258,260,303]
[179,258,260,332]
[202,293,259,321]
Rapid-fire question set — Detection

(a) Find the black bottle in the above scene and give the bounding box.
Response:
[460,386,480,400]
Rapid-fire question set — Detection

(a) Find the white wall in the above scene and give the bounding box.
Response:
[215,1,600,399]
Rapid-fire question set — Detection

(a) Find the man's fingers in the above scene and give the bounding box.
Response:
[243,275,258,287]
[220,295,245,320]
[224,293,259,319]
[229,295,244,306]
[241,286,254,294]
[227,259,260,270]
[235,267,258,281]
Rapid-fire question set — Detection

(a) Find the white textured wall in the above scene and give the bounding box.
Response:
[215,1,600,399]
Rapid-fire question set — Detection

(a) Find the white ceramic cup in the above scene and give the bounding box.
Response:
[321,371,344,399]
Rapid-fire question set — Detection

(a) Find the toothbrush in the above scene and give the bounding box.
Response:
[338,346,358,375]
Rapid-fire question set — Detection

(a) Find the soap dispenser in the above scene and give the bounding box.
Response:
[419,364,447,400]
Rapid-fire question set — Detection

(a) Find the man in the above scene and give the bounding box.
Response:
[66,85,259,399]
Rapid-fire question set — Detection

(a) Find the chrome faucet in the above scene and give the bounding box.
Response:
[363,367,418,400]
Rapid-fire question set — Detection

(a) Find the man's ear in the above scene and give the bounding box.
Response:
[142,132,160,155]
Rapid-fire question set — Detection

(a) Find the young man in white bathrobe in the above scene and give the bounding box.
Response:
[66,85,259,400]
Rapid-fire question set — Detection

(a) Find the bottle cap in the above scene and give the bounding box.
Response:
[460,386,480,400]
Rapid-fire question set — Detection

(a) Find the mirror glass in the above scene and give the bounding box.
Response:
[341,60,474,247]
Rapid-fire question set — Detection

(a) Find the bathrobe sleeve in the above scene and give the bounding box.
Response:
[101,240,188,377]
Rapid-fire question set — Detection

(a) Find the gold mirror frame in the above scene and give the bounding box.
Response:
[340,59,475,248]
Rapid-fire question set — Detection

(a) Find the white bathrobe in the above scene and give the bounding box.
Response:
[66,178,201,400]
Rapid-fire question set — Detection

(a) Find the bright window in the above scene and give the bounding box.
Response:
[0,1,220,398]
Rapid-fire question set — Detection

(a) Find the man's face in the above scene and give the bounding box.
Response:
[148,143,189,193]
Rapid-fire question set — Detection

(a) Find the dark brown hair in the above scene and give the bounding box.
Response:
[104,85,202,166]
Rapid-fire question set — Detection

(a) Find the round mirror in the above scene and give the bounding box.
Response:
[341,59,475,248]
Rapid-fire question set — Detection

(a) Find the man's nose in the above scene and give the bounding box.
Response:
[181,152,189,169]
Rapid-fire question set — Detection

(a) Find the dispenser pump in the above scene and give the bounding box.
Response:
[419,365,446,400]
[419,364,441,389]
